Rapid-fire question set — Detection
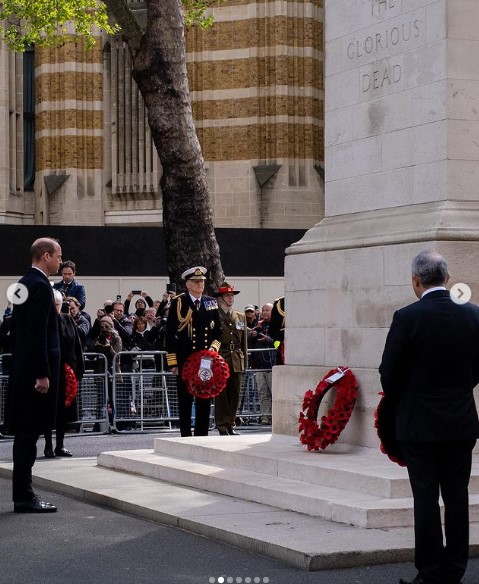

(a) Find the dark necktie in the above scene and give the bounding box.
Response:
[195,299,200,311]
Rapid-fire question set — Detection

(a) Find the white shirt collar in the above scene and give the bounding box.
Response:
[421,286,447,298]
[189,293,202,304]
[31,265,49,279]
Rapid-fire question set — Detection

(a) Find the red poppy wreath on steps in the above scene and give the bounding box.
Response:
[182,349,230,399]
[298,367,358,451]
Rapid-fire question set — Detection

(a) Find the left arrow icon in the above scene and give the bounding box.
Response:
[7,283,29,305]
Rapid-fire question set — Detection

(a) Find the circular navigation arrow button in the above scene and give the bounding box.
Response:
[450,283,472,305]
[7,283,29,305]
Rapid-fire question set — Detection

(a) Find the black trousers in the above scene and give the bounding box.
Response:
[12,430,39,502]
[176,372,210,437]
[400,439,476,584]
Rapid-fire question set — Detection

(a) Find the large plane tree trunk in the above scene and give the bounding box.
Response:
[106,0,224,290]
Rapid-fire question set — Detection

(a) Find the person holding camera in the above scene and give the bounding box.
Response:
[66,296,90,347]
[248,303,276,425]
[124,290,153,317]
[91,315,122,428]
[111,301,134,348]
[92,316,122,371]
[154,284,177,316]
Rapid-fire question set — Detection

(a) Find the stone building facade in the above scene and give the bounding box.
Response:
[0,0,324,228]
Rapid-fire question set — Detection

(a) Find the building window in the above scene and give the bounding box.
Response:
[23,46,35,190]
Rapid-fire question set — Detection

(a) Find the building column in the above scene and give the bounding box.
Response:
[35,32,105,225]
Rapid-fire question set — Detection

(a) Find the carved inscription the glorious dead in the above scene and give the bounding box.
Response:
[343,5,425,100]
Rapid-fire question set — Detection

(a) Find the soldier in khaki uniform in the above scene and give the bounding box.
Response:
[213,282,248,435]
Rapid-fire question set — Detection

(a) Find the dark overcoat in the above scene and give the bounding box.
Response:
[379,290,479,442]
[58,313,85,425]
[6,267,60,434]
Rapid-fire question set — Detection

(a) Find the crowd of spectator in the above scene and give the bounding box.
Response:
[0,260,284,432]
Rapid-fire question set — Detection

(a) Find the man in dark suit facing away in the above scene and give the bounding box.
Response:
[380,250,479,584]
[6,237,62,513]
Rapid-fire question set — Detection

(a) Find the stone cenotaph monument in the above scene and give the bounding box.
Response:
[273,0,479,446]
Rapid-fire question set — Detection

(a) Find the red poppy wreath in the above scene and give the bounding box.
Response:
[181,349,230,399]
[373,392,406,467]
[298,367,358,451]
[64,363,78,407]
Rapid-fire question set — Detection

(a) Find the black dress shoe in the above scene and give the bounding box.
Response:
[14,496,57,513]
[399,576,424,584]
[44,448,55,458]
[218,430,228,436]
[54,448,73,457]
[227,428,240,435]
[399,576,438,584]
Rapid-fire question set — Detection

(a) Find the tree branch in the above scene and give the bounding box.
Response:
[103,0,143,54]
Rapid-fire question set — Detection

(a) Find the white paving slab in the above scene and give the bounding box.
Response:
[0,457,415,570]
[1,449,479,570]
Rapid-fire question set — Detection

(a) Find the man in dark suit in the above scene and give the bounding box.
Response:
[379,250,479,584]
[7,237,62,513]
[165,266,221,437]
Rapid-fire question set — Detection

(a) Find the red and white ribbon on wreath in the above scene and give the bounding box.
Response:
[181,349,230,399]
[298,366,358,451]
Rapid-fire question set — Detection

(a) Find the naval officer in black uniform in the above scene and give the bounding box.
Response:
[165,266,222,436]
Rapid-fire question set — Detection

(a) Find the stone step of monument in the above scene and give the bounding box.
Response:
[97,440,479,530]
[151,434,479,499]
[97,435,479,529]
[97,449,413,528]
[151,434,412,498]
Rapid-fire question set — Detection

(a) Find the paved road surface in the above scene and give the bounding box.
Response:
[1,429,478,584]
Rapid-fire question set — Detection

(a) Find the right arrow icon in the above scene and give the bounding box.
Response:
[450,283,472,305]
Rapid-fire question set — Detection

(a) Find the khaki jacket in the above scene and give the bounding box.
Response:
[218,308,248,373]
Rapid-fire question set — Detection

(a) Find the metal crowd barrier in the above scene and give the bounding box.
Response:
[0,353,11,430]
[76,353,110,433]
[238,347,277,424]
[0,352,110,434]
[0,348,277,434]
[112,350,178,432]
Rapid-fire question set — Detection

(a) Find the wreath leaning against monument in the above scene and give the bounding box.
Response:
[298,367,359,451]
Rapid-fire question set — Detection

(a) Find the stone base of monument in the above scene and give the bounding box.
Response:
[272,365,382,447]
[97,434,479,530]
